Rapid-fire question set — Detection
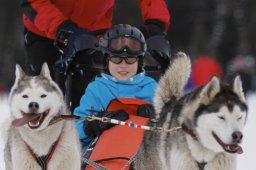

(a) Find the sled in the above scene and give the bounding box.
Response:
[85,98,150,170]
[54,36,167,110]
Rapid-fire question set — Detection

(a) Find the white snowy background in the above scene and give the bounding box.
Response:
[0,93,255,169]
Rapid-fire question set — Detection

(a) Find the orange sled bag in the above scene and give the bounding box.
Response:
[85,98,150,170]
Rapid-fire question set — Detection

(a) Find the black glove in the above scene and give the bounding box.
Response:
[84,109,129,138]
[54,20,98,73]
[138,19,166,39]
[146,35,171,73]
[138,20,171,73]
[137,104,155,118]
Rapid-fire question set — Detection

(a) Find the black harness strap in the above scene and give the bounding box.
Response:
[196,161,207,170]
[95,157,130,163]
[36,156,47,170]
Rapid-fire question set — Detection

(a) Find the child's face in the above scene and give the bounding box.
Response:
[108,56,138,80]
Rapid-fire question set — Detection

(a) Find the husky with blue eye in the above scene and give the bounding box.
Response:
[3,63,81,170]
[134,52,248,170]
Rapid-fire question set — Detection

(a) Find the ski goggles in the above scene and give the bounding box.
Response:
[108,37,143,54]
[108,55,139,64]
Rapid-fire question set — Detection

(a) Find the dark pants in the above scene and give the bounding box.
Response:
[24,29,103,112]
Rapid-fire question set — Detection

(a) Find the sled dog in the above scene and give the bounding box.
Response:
[134,52,248,170]
[3,63,81,170]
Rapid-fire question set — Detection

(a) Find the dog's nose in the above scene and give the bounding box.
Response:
[232,131,243,143]
[28,102,39,112]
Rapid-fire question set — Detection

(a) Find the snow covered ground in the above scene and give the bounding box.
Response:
[0,93,255,169]
[0,94,8,170]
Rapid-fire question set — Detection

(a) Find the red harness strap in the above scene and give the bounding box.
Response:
[25,135,61,170]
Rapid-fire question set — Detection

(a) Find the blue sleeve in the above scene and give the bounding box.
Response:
[73,84,102,147]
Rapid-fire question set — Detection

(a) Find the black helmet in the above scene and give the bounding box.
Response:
[99,24,147,73]
[99,24,147,57]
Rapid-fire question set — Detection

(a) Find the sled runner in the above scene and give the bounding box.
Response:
[84,98,150,170]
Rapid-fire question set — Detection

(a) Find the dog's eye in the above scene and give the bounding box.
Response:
[22,95,28,98]
[40,94,47,98]
[218,116,225,120]
[237,116,242,120]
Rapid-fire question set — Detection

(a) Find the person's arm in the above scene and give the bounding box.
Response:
[73,86,101,147]
[138,0,170,32]
[138,0,171,73]
[20,0,68,38]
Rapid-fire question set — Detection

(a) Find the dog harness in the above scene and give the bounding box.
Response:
[25,135,61,170]
[181,123,208,170]
[197,162,207,170]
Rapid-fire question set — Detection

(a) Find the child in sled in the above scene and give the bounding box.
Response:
[74,24,157,148]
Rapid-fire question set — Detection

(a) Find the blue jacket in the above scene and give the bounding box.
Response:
[74,72,157,147]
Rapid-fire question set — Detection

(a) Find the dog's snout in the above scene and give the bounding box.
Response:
[28,102,39,112]
[232,131,243,143]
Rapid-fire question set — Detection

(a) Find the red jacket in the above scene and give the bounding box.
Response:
[21,0,170,40]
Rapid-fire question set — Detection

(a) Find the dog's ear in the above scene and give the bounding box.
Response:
[15,64,26,82]
[231,75,246,102]
[40,62,52,80]
[199,76,220,104]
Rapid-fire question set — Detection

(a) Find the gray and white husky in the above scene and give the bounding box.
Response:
[3,63,81,170]
[134,52,248,170]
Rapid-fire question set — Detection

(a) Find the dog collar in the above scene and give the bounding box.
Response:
[181,123,198,140]
[49,114,81,125]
